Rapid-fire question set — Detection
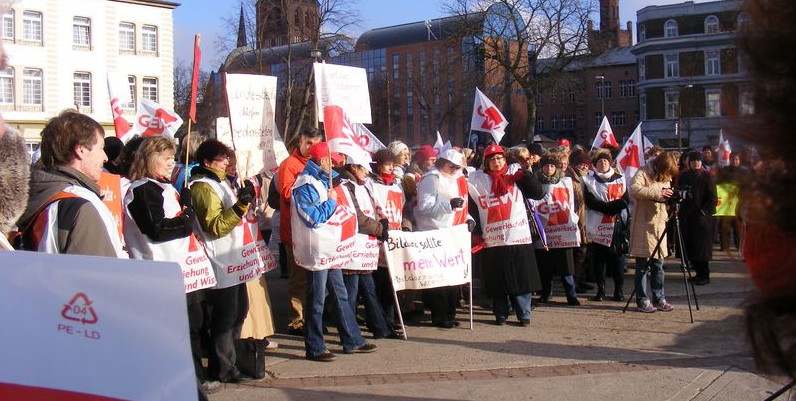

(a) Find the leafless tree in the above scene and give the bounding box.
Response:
[173,60,212,135]
[444,0,594,144]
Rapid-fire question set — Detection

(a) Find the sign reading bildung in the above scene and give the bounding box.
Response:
[383,225,471,291]
[0,252,196,401]
[314,63,372,124]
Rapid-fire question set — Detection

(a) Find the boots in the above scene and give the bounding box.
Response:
[592,286,605,302]
[612,289,625,302]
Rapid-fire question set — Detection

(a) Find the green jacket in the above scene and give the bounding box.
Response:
[189,165,249,239]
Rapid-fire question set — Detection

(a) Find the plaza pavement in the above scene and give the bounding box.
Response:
[208,248,793,401]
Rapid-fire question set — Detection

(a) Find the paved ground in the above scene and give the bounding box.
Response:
[208,249,794,401]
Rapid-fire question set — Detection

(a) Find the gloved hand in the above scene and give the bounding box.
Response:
[181,206,196,226]
[466,219,476,233]
[180,187,193,210]
[237,181,256,205]
[377,218,390,242]
[449,197,465,209]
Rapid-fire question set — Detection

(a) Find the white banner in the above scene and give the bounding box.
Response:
[124,98,183,143]
[224,73,278,150]
[468,167,533,248]
[384,225,471,291]
[582,174,626,247]
[314,63,372,124]
[530,178,581,248]
[0,252,196,401]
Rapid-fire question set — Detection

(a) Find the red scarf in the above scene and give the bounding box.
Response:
[380,173,395,185]
[486,165,522,197]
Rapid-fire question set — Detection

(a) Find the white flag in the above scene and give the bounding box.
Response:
[642,135,654,154]
[616,123,646,187]
[433,131,444,155]
[592,116,619,149]
[352,123,386,156]
[106,73,132,140]
[123,98,183,143]
[471,87,508,144]
[717,130,732,167]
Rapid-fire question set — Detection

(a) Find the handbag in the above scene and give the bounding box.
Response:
[234,338,266,379]
[610,211,630,255]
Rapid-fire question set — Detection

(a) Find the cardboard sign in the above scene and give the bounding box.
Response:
[384,225,471,291]
[0,252,196,401]
[314,63,372,124]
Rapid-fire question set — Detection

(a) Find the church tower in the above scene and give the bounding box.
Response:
[588,0,632,53]
[256,0,319,48]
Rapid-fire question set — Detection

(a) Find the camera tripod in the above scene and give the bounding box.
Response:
[622,203,700,323]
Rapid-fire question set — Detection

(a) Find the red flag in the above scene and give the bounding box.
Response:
[106,73,132,139]
[189,34,201,123]
[616,123,646,187]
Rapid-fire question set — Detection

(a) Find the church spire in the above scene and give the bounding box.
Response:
[237,4,247,48]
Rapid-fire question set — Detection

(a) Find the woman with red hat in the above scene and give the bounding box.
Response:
[467,144,545,326]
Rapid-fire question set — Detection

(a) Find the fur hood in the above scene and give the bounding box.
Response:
[17,165,100,228]
[0,128,30,234]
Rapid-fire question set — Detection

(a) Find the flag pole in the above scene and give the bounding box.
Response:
[185,33,202,188]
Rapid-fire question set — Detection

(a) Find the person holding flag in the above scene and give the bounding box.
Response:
[291,142,377,361]
[467,145,544,326]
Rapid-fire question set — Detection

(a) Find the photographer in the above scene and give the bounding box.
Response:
[628,152,680,313]
[677,151,717,285]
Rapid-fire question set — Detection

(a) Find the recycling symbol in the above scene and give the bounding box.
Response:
[61,292,98,325]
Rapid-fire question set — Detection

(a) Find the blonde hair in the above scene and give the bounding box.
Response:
[128,136,176,181]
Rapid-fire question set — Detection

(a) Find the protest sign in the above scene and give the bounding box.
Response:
[383,225,471,291]
[314,63,372,124]
[0,252,196,401]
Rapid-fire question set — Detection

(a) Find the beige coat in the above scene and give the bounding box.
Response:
[240,275,275,339]
[628,167,670,259]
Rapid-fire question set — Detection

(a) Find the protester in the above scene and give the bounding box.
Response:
[468,145,544,326]
[291,142,377,361]
[531,153,582,306]
[387,140,411,179]
[628,152,679,313]
[276,128,322,335]
[189,139,256,383]
[121,136,218,393]
[18,110,126,257]
[582,149,629,301]
[701,145,715,171]
[102,136,124,175]
[715,153,745,252]
[339,152,394,339]
[526,143,545,171]
[414,148,473,328]
[172,131,207,190]
[677,151,717,285]
[568,149,594,293]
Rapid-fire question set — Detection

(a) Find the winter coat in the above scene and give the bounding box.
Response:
[189,165,248,239]
[292,159,338,228]
[276,149,309,245]
[565,167,588,244]
[0,129,29,250]
[628,167,669,259]
[677,168,717,262]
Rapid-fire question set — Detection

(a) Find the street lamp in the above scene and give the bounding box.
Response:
[594,75,605,118]
[309,48,323,129]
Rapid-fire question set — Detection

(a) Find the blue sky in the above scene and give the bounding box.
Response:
[173,0,701,71]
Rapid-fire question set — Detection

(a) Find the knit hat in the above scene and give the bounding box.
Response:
[591,149,613,165]
[539,154,559,168]
[688,150,703,163]
[569,150,590,167]
[387,141,409,156]
[528,143,545,156]
[483,144,505,159]
[308,142,344,163]
[415,145,436,162]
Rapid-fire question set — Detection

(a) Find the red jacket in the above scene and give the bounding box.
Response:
[277,149,308,245]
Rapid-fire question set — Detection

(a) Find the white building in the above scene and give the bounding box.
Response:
[1,0,178,151]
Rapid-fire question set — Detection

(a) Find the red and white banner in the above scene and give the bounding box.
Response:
[314,63,372,124]
[592,116,619,149]
[369,182,404,230]
[323,105,372,164]
[383,224,471,291]
[616,123,646,187]
[122,98,183,143]
[582,174,626,247]
[352,123,386,156]
[471,87,508,144]
[348,183,380,271]
[291,180,358,271]
[717,130,732,167]
[0,252,196,401]
[529,177,580,248]
[106,72,132,140]
[467,165,533,247]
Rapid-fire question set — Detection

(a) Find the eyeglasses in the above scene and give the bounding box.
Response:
[488,155,505,161]
[213,155,230,162]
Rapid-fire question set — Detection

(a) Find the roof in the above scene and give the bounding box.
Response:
[108,0,180,9]
[224,35,351,70]
[535,46,635,74]
[356,13,484,49]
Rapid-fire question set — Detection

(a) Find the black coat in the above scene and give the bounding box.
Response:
[677,168,717,262]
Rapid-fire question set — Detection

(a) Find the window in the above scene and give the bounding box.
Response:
[124,76,136,109]
[294,10,300,26]
[22,11,42,43]
[705,50,720,75]
[565,89,574,103]
[704,15,719,34]
[141,25,157,53]
[392,54,399,81]
[2,9,13,40]
[620,80,636,98]
[664,19,678,38]
[551,116,558,129]
[119,22,135,52]
[595,81,603,99]
[0,67,13,104]
[665,91,679,119]
[142,77,158,102]
[611,111,626,127]
[740,89,754,116]
[705,89,721,117]
[594,112,602,126]
[73,17,91,47]
[639,58,645,81]
[535,117,543,131]
[73,72,91,108]
[665,53,679,78]
[567,115,576,129]
[639,93,646,121]
[23,68,42,106]
[639,24,645,42]
[604,81,612,99]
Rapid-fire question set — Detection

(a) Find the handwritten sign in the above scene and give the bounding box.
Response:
[383,225,471,291]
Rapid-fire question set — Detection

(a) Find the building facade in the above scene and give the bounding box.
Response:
[633,0,750,148]
[1,0,178,150]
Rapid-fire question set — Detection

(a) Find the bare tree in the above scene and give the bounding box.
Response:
[173,60,212,135]
[444,0,594,144]
[216,0,360,146]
